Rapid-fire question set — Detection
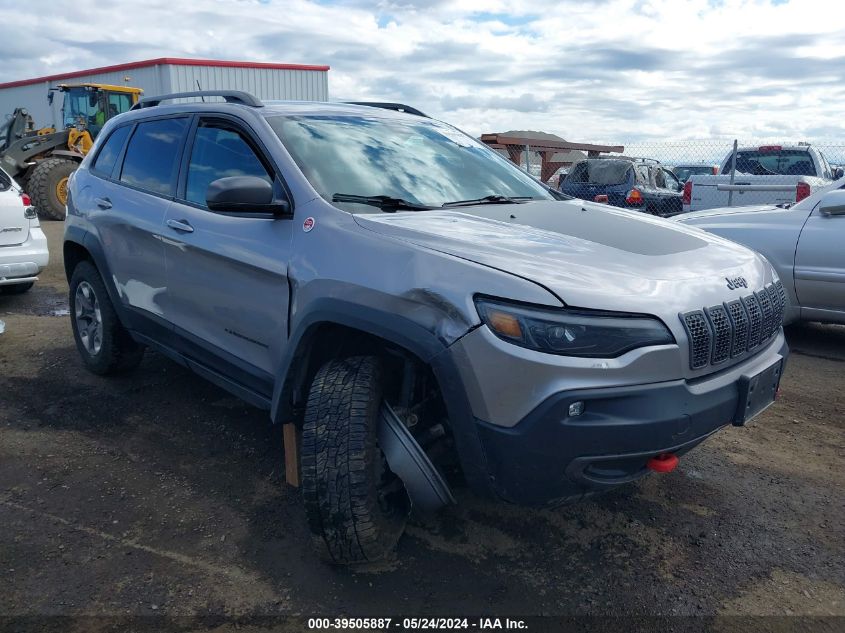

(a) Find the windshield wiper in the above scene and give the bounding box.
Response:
[332,193,435,212]
[441,195,533,207]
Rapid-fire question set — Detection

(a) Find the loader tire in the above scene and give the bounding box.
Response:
[29,158,77,220]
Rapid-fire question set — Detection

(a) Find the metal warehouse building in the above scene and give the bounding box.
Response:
[0,57,330,129]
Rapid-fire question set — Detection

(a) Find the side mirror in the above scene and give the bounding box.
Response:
[833,167,844,180]
[818,190,845,216]
[206,176,290,216]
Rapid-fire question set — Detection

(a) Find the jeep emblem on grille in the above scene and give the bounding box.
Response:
[726,276,748,290]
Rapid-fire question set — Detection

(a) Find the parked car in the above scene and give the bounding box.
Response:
[683,144,841,213]
[672,163,718,183]
[677,176,845,325]
[560,158,683,216]
[65,92,787,565]
[554,168,569,190]
[0,165,49,294]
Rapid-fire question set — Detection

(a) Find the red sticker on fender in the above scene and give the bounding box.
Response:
[303,217,315,232]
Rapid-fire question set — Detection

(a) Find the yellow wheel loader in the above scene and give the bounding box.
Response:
[0,83,142,219]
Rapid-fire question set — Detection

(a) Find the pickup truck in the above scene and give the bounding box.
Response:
[682,144,843,213]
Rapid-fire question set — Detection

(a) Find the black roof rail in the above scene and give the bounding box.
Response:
[345,102,428,118]
[131,90,264,110]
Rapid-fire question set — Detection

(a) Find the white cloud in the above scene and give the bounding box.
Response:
[0,0,843,142]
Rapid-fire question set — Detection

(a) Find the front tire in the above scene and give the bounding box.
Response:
[69,261,144,375]
[301,356,409,564]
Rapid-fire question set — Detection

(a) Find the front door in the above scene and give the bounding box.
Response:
[162,116,292,394]
[794,199,845,317]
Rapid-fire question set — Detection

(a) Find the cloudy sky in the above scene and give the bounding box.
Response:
[1,0,844,142]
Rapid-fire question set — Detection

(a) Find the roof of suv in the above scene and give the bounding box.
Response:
[121,95,427,123]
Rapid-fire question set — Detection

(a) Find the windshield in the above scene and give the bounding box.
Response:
[63,88,101,128]
[267,114,553,210]
[565,160,632,186]
[721,150,817,177]
[673,165,714,182]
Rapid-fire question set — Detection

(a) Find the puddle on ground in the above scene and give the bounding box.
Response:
[0,286,69,317]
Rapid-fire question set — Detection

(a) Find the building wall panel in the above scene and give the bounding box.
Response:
[1,61,328,132]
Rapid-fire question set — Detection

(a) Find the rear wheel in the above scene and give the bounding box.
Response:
[301,356,409,564]
[69,261,144,375]
[29,157,77,220]
[0,282,34,295]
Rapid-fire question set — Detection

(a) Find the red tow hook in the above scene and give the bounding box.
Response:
[646,453,679,473]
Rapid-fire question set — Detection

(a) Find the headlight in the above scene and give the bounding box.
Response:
[475,297,675,357]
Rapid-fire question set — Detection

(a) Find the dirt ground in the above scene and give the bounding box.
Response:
[1,222,843,629]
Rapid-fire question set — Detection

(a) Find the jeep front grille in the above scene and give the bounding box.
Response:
[681,281,784,370]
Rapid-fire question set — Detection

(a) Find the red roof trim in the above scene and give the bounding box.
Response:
[0,57,330,90]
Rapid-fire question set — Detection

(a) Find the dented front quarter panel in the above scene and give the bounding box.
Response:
[286,198,561,351]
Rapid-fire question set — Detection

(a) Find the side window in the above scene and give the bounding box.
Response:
[91,125,131,177]
[107,93,132,119]
[819,153,831,180]
[185,121,273,206]
[119,118,188,196]
[635,165,650,185]
[663,169,680,191]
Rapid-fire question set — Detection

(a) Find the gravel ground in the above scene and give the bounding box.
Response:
[1,222,843,630]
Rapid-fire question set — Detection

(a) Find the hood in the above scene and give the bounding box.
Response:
[354,200,772,317]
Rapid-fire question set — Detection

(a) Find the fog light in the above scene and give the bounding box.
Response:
[568,401,585,417]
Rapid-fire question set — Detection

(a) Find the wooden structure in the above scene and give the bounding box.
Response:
[481,131,624,182]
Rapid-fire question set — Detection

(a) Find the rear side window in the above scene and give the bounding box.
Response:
[92,125,131,177]
[120,118,188,196]
[185,122,272,206]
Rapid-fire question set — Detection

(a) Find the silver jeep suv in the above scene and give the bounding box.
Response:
[64,91,788,564]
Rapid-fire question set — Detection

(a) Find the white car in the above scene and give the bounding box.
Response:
[677,177,845,325]
[0,166,49,294]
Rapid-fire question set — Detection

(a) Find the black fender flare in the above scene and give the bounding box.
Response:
[271,298,494,497]
[64,226,131,327]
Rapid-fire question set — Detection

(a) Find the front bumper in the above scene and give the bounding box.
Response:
[447,327,788,506]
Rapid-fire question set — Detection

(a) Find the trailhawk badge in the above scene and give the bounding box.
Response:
[303,217,315,232]
[726,275,748,290]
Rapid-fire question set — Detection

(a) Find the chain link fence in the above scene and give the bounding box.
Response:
[535,139,845,217]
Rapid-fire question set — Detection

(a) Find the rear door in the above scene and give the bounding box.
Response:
[0,170,27,246]
[162,115,292,395]
[88,116,189,335]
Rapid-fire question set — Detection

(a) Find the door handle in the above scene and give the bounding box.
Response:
[166,218,194,233]
[95,197,112,210]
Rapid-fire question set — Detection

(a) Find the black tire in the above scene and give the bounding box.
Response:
[0,282,34,295]
[29,157,77,221]
[301,356,409,564]
[69,260,144,375]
